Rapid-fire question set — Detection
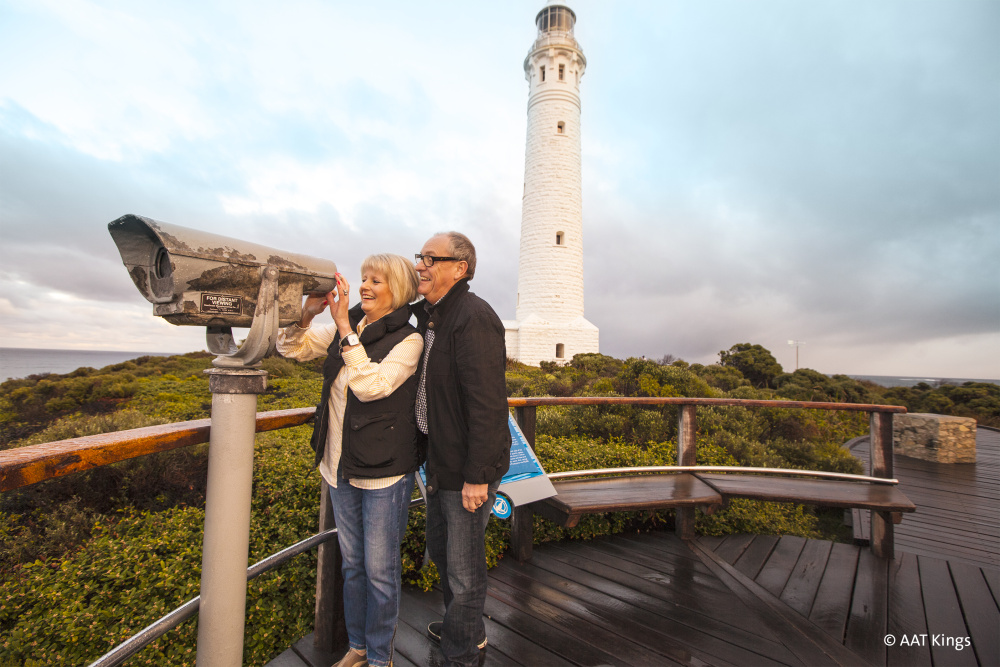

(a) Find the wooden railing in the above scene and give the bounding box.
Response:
[0,407,316,492]
[1,398,906,494]
[0,396,907,665]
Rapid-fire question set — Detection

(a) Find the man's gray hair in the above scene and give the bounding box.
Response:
[441,231,477,280]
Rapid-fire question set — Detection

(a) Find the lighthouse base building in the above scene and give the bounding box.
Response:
[504,316,599,367]
[504,4,599,367]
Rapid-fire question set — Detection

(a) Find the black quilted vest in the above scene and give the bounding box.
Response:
[310,305,423,479]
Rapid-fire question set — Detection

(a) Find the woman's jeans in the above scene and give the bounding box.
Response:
[425,480,499,667]
[328,473,414,667]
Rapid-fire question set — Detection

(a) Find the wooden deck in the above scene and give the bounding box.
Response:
[851,427,1000,569]
[272,428,1000,666]
[272,530,999,666]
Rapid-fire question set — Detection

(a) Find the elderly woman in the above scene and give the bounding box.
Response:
[277,253,424,667]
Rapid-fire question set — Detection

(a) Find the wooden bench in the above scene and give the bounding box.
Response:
[508,399,911,563]
[695,473,915,513]
[531,473,723,528]
[512,471,916,563]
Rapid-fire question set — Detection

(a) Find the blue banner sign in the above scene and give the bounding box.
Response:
[415,413,558,519]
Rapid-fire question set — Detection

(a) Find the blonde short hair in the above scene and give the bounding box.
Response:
[360,253,419,310]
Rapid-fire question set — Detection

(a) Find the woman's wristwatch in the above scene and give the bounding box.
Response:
[340,333,360,348]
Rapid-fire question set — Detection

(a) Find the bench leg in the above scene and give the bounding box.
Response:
[511,505,534,563]
[676,507,696,540]
[871,510,894,559]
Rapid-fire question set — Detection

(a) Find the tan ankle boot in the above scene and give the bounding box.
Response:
[332,648,367,667]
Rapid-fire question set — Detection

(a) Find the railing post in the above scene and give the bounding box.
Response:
[313,480,347,654]
[511,406,537,562]
[676,405,697,539]
[514,405,536,447]
[869,411,895,559]
[196,369,268,667]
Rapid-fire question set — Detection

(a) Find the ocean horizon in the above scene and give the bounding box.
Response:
[1,346,997,387]
[843,374,1000,389]
[0,347,175,382]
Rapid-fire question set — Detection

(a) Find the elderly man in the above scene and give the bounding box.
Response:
[413,232,511,667]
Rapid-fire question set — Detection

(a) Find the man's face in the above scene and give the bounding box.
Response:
[416,234,466,304]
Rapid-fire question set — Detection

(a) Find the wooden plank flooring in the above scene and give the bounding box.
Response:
[271,429,999,666]
[851,426,1000,568]
[270,531,999,666]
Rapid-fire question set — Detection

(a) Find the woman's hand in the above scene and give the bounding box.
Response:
[331,273,352,336]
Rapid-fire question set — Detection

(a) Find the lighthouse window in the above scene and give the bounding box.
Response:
[556,231,564,245]
[540,65,545,82]
[556,344,565,359]
[558,64,565,80]
[557,121,565,134]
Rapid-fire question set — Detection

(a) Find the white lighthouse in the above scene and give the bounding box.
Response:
[504,4,599,366]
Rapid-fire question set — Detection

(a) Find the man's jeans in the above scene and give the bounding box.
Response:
[329,474,415,667]
[425,480,499,667]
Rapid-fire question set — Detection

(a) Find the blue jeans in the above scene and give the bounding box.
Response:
[328,474,414,667]
[425,480,499,667]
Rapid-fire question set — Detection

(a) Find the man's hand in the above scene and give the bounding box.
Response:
[298,293,328,328]
[462,482,490,513]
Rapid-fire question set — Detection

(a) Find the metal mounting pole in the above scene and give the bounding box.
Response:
[196,265,280,666]
[195,368,268,666]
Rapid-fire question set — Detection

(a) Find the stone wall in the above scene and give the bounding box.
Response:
[893,413,977,463]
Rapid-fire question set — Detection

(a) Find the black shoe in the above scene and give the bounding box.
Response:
[426,621,488,650]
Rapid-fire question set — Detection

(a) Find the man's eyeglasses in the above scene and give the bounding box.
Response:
[415,253,461,267]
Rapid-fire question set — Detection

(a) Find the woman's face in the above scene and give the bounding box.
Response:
[359,270,393,322]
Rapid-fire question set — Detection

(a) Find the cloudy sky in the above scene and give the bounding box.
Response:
[1,0,997,378]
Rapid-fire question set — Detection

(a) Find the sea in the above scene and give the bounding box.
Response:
[844,374,999,388]
[0,347,174,382]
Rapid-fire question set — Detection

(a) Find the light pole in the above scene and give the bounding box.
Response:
[787,340,805,371]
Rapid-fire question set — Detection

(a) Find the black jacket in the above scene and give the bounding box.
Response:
[414,279,511,493]
[311,304,424,479]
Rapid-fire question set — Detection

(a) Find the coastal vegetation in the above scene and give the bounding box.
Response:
[1,344,997,665]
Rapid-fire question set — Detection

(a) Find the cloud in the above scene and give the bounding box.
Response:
[0,0,997,378]
[574,0,1000,375]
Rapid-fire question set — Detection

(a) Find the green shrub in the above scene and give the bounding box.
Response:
[0,353,216,443]
[695,498,820,537]
[1,427,320,666]
[10,409,166,448]
[1,345,921,665]
[0,497,99,567]
[568,353,623,376]
[690,363,751,392]
[884,381,1000,427]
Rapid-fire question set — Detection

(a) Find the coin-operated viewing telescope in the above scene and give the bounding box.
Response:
[108,212,339,661]
[108,214,338,367]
